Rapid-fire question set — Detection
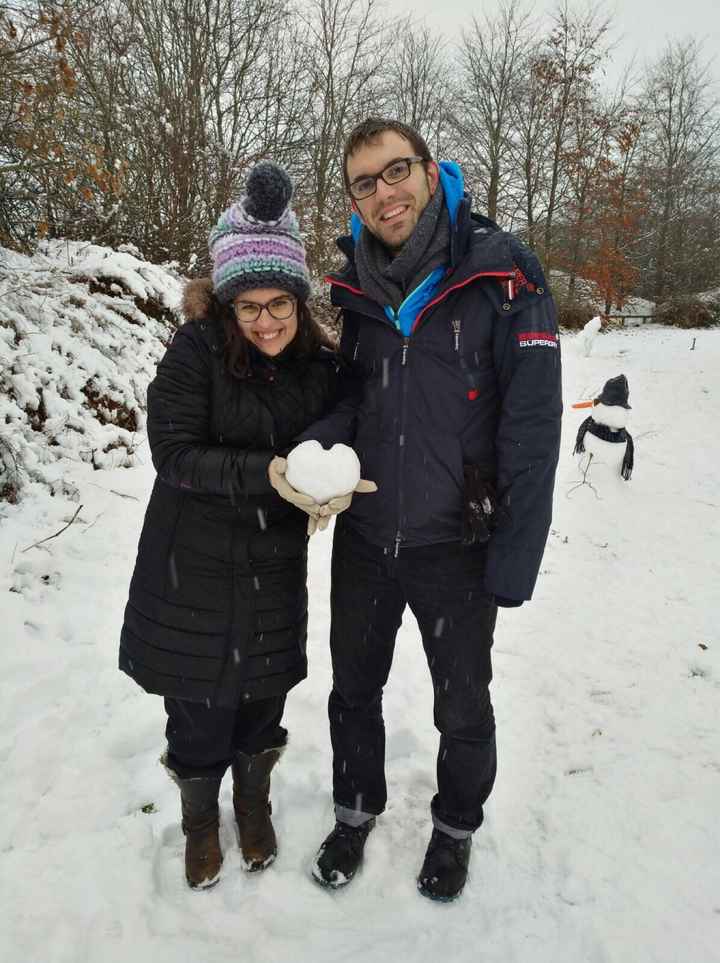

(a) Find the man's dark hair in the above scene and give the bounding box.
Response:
[342,118,432,189]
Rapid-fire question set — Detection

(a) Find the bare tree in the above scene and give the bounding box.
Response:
[452,0,532,224]
[533,2,612,268]
[561,90,618,299]
[505,44,555,245]
[0,0,91,248]
[640,38,720,300]
[53,0,305,265]
[293,0,387,274]
[380,19,452,158]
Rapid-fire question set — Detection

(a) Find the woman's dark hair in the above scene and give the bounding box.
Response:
[221,297,335,379]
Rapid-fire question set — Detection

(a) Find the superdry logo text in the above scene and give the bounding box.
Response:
[517,331,558,349]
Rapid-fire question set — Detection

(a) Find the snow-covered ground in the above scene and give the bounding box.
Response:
[2,325,719,963]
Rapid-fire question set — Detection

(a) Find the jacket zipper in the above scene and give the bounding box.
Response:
[451,318,476,394]
[395,336,411,557]
[452,318,462,352]
[326,279,408,556]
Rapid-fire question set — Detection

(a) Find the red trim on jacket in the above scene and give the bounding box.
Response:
[326,268,535,334]
[324,276,365,297]
[412,271,515,333]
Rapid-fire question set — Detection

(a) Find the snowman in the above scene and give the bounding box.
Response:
[572,374,634,486]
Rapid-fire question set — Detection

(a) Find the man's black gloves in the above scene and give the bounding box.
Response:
[462,465,522,607]
[461,465,509,546]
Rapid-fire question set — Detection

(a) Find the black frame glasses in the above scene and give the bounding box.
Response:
[234,294,297,324]
[348,156,426,200]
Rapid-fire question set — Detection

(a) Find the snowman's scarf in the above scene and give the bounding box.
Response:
[574,417,634,480]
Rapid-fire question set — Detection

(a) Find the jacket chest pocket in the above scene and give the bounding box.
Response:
[426,318,494,402]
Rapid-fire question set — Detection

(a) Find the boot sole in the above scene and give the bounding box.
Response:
[242,851,277,872]
[187,871,221,890]
[416,880,465,902]
[311,860,355,889]
[235,818,278,872]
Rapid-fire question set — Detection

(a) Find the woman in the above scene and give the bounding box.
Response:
[119,162,337,889]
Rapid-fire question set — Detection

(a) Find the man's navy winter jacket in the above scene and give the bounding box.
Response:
[301,175,562,602]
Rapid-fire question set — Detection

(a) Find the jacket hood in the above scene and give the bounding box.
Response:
[349,160,466,243]
[182,278,215,322]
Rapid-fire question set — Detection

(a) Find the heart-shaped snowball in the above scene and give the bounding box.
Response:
[285,440,361,503]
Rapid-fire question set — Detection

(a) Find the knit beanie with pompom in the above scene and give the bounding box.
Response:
[209,161,311,305]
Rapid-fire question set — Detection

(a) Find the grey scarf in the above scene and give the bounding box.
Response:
[355,183,450,312]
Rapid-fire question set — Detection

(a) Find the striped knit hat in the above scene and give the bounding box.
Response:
[209,161,310,305]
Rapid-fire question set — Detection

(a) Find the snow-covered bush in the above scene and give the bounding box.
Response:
[0,241,182,504]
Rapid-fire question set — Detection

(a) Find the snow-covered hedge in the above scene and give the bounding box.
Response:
[0,241,182,504]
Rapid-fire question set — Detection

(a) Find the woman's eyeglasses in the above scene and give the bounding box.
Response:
[234,295,296,324]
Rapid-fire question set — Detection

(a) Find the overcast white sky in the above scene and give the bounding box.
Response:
[389,0,720,91]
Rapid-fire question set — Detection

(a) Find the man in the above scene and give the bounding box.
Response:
[270,118,562,901]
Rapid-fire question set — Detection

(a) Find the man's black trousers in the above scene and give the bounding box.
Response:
[329,524,498,836]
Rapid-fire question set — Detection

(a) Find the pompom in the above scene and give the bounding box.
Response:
[245,161,293,221]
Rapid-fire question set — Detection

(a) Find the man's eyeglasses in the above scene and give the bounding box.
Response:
[348,156,426,200]
[234,295,296,325]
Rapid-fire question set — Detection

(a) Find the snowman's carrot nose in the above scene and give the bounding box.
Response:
[572,400,595,409]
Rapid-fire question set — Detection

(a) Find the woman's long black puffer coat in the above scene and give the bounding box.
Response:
[119,280,338,707]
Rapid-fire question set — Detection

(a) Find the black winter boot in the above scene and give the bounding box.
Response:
[417,829,472,902]
[232,747,283,871]
[312,818,376,888]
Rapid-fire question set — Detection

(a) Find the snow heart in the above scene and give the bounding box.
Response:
[285,440,361,504]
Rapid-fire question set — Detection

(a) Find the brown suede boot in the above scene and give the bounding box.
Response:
[161,752,224,888]
[180,775,223,888]
[170,772,223,889]
[232,747,283,871]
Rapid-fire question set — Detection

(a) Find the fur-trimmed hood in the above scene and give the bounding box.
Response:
[180,277,338,357]
[182,277,216,323]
